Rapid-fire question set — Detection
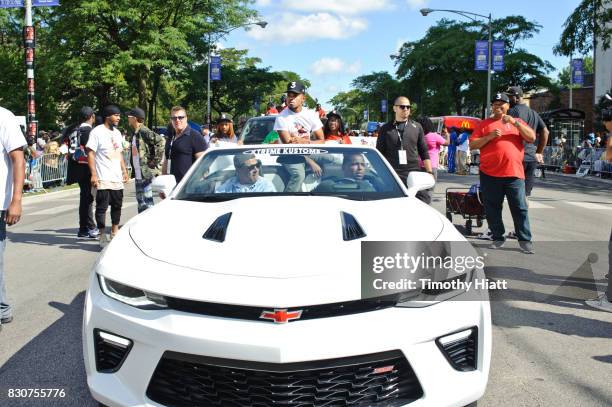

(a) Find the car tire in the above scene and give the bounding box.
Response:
[464,402,478,407]
[446,211,452,222]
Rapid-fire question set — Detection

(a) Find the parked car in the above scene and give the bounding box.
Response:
[84,145,491,407]
[238,115,277,144]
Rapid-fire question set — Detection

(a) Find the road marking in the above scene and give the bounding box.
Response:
[29,201,137,216]
[29,204,75,216]
[566,201,612,210]
[526,200,554,209]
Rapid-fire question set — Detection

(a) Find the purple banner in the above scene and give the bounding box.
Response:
[474,40,488,71]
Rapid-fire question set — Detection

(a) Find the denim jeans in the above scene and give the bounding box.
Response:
[479,171,532,242]
[0,211,11,322]
[135,178,154,213]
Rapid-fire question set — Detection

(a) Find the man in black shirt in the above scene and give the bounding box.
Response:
[507,86,549,197]
[162,106,207,183]
[376,96,432,203]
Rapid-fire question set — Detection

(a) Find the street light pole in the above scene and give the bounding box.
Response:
[205,21,267,127]
[420,8,493,117]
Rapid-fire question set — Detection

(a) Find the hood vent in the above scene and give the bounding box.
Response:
[203,212,232,242]
[340,211,366,241]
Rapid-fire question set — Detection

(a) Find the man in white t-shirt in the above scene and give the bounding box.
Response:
[273,81,325,191]
[0,106,26,331]
[86,105,129,248]
[455,129,471,175]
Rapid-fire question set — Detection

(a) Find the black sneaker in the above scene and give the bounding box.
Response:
[77,230,90,238]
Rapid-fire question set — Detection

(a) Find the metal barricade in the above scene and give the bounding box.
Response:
[39,153,68,187]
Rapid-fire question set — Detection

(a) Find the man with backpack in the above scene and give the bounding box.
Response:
[126,107,165,213]
[66,106,98,238]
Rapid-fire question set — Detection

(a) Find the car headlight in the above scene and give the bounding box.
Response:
[98,275,168,309]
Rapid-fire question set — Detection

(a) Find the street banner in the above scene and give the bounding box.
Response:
[571,59,584,86]
[474,40,488,71]
[492,41,504,72]
[210,56,221,81]
[381,99,387,113]
[0,0,59,6]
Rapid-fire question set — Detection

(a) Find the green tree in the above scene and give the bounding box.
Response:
[555,0,612,56]
[392,16,553,116]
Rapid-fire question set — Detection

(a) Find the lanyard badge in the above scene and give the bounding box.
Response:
[396,125,407,165]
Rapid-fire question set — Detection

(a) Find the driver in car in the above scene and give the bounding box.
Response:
[315,153,376,192]
[215,153,276,193]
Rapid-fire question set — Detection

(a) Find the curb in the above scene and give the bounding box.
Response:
[23,179,136,202]
[543,171,612,186]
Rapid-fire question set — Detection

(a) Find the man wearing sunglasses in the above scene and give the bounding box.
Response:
[215,153,276,193]
[376,96,432,203]
[162,106,207,183]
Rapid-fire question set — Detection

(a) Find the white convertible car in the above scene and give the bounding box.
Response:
[83,145,491,407]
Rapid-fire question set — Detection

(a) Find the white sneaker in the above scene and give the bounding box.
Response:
[585,295,612,313]
[99,233,109,249]
[477,229,493,240]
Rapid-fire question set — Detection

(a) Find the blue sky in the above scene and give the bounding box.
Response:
[223,0,583,110]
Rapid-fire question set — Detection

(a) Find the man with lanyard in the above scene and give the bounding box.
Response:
[507,86,549,198]
[376,96,432,203]
[273,81,325,192]
[162,106,207,184]
[469,93,536,253]
[126,107,165,213]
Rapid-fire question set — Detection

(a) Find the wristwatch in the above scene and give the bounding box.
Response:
[513,120,521,128]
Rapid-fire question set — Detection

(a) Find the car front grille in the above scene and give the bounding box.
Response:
[146,350,423,407]
[164,295,399,323]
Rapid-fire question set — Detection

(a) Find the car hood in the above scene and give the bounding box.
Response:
[128,196,445,279]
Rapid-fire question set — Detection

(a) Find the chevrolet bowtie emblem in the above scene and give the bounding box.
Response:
[260,309,303,323]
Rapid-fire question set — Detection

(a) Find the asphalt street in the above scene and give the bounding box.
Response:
[0,172,610,407]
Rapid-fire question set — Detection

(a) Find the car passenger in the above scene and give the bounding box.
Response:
[315,153,376,192]
[215,153,276,193]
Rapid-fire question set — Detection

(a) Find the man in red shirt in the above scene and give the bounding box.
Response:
[470,93,536,253]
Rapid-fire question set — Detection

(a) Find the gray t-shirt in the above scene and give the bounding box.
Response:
[508,103,547,162]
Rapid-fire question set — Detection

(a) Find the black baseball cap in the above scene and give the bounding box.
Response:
[506,86,523,97]
[101,105,121,119]
[216,113,232,124]
[286,81,306,94]
[491,92,510,104]
[326,110,343,120]
[126,107,146,120]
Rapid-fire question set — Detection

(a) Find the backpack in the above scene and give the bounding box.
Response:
[69,127,88,164]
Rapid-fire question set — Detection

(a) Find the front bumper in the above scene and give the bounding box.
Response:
[83,273,491,407]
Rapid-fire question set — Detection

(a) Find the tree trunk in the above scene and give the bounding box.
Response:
[137,74,148,115]
[148,68,162,128]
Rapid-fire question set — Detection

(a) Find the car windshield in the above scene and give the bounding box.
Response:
[176,146,405,202]
[239,118,276,144]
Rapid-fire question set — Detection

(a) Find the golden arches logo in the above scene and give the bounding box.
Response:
[460,120,471,129]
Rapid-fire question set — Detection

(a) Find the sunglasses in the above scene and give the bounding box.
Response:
[241,163,259,171]
[395,105,411,110]
[170,115,186,121]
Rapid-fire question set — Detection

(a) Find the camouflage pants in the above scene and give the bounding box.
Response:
[135,178,154,213]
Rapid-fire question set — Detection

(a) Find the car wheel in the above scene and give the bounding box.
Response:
[446,211,452,222]
[464,402,478,407]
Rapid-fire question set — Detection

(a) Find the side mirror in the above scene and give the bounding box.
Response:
[151,175,177,198]
[406,172,435,197]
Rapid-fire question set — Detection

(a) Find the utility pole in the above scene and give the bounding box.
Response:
[24,0,36,145]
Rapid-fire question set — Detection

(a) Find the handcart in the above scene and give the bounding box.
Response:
[445,186,485,235]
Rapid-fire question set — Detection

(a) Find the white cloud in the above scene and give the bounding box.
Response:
[255,0,273,6]
[310,58,361,76]
[246,13,367,44]
[282,0,388,15]
[405,0,428,10]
